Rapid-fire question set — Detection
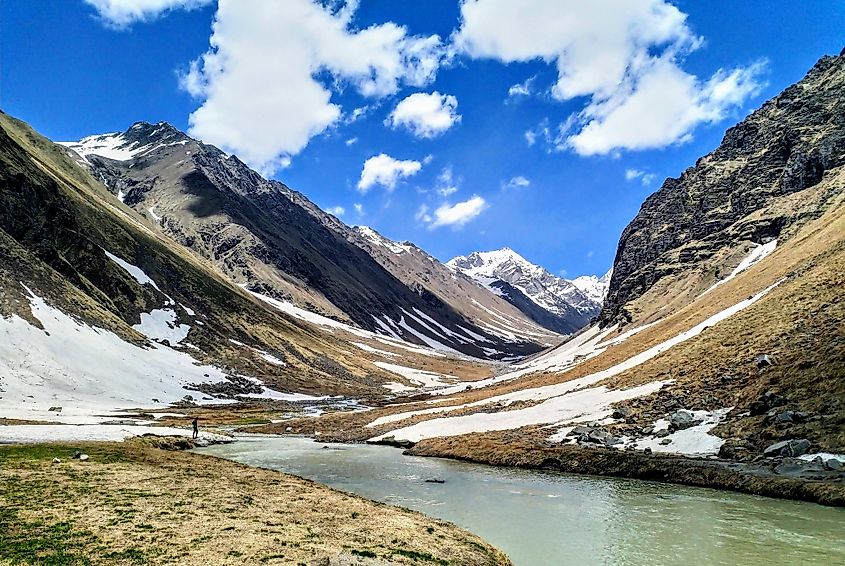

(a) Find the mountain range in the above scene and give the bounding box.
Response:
[58,122,604,361]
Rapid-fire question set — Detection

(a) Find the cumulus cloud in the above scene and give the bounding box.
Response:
[84,0,212,28]
[625,168,657,186]
[387,92,461,138]
[503,175,530,190]
[456,0,765,155]
[357,154,422,192]
[421,195,488,229]
[325,205,345,216]
[180,0,446,174]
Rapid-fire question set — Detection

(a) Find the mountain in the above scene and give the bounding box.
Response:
[447,248,607,334]
[0,109,415,424]
[601,50,845,327]
[58,123,548,360]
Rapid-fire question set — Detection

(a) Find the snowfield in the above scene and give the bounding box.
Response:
[0,285,307,431]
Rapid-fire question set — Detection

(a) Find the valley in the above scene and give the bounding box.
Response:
[1,17,844,565]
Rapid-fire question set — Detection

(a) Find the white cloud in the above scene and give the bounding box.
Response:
[180,0,446,175]
[357,154,422,193]
[326,205,345,216]
[456,0,764,155]
[84,0,212,28]
[625,169,657,186]
[423,195,488,229]
[507,76,535,98]
[415,204,431,223]
[345,137,358,146]
[435,167,459,196]
[503,175,530,190]
[387,92,461,138]
[354,203,364,215]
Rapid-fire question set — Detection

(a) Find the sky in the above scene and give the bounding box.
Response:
[2,1,843,278]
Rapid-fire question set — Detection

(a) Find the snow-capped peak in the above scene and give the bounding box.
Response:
[447,247,544,279]
[448,247,611,325]
[570,269,613,304]
[57,122,190,163]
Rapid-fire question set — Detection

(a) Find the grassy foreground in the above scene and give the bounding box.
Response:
[0,438,511,565]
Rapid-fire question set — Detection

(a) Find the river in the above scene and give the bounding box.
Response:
[199,436,845,565]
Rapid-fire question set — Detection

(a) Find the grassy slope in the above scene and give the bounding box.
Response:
[0,440,511,566]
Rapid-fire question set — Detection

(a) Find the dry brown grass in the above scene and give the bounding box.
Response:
[0,440,511,565]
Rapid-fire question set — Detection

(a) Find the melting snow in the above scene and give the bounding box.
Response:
[703,240,777,295]
[133,308,190,345]
[103,249,162,292]
[373,362,453,388]
[369,281,782,443]
[0,286,235,424]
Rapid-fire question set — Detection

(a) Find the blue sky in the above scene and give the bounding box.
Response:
[2,1,843,278]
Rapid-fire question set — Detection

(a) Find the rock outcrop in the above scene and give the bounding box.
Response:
[601,51,845,326]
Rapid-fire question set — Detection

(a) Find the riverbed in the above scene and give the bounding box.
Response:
[200,436,845,565]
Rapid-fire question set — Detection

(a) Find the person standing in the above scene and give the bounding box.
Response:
[192,417,199,439]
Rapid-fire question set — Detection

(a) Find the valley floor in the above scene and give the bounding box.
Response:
[0,437,511,566]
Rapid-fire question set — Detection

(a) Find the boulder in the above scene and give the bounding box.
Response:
[825,458,843,471]
[655,428,671,438]
[52,457,61,464]
[48,406,62,412]
[668,410,700,431]
[763,438,811,457]
[659,438,673,445]
[79,454,89,462]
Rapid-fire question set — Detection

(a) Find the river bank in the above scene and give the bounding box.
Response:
[403,431,845,507]
[0,437,511,565]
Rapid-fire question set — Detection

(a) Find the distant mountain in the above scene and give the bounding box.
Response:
[447,248,608,334]
[59,123,549,359]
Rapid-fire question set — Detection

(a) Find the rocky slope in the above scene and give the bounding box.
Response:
[447,248,608,333]
[59,124,547,359]
[601,49,845,327]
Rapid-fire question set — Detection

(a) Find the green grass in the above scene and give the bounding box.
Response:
[0,507,98,565]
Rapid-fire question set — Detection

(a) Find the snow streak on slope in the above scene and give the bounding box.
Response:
[702,240,778,295]
[368,280,783,444]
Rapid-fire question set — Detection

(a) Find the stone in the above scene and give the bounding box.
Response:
[643,447,653,455]
[568,425,593,437]
[79,454,89,461]
[52,457,61,464]
[749,391,786,416]
[641,425,654,435]
[48,406,62,412]
[668,410,700,431]
[755,354,775,369]
[611,407,631,420]
[655,428,671,438]
[825,459,843,471]
[659,438,673,445]
[763,438,811,457]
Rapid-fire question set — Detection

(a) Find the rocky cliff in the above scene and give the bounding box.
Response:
[601,50,845,326]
